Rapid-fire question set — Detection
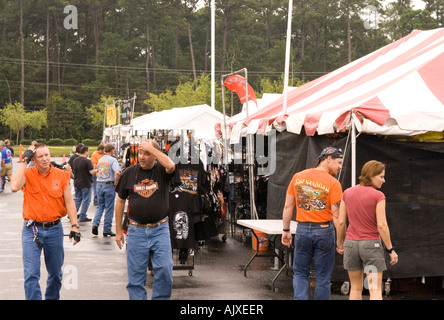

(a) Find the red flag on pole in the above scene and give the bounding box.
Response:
[223,75,257,105]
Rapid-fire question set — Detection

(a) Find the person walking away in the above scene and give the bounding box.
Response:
[115,139,175,300]
[92,144,120,236]
[10,143,81,300]
[65,143,84,175]
[336,160,398,300]
[72,146,96,222]
[1,140,13,192]
[4,139,14,156]
[282,147,344,300]
[90,144,104,205]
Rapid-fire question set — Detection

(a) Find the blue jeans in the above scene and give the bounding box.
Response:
[292,222,335,300]
[126,220,173,300]
[93,183,115,233]
[22,222,64,300]
[92,174,98,204]
[74,187,92,220]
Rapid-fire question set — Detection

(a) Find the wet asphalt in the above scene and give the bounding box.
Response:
[1,157,443,303]
[0,157,295,301]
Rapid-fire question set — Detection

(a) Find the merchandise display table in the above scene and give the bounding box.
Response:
[237,219,297,291]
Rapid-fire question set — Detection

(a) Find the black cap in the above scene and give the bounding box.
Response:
[318,147,343,161]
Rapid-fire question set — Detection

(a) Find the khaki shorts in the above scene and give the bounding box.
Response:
[343,239,387,272]
[1,162,12,177]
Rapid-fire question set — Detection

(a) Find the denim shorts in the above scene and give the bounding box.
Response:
[343,239,387,272]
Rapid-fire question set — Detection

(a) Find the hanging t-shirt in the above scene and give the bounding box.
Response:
[168,191,199,249]
[174,162,206,195]
[287,168,342,223]
[116,163,174,224]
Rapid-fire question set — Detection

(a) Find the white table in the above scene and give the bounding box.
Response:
[237,219,297,235]
[237,219,297,291]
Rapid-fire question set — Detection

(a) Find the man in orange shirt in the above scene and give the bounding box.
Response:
[282,147,343,300]
[90,144,104,205]
[11,143,81,300]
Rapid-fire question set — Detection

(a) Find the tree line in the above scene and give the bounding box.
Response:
[0,0,442,143]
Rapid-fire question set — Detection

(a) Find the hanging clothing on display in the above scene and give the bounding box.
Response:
[168,190,199,249]
[172,161,219,241]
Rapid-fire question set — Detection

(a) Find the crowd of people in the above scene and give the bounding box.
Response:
[3,138,398,301]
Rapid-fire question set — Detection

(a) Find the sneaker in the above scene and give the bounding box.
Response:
[103,231,116,237]
[78,217,92,222]
[92,225,98,235]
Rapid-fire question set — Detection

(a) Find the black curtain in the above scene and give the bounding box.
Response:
[268,131,444,280]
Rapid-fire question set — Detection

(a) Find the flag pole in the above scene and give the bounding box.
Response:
[283,0,293,115]
[211,0,215,109]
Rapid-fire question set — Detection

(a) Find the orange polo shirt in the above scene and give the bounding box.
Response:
[22,165,71,222]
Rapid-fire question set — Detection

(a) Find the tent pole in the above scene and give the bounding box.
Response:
[221,81,228,166]
[221,68,257,219]
[244,68,249,121]
[282,0,293,115]
[351,111,357,187]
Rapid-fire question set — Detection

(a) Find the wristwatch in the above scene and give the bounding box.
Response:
[72,224,80,228]
[385,247,394,253]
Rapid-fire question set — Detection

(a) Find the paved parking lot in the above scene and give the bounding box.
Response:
[1,157,443,303]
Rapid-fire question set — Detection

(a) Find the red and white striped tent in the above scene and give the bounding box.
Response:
[219,28,444,138]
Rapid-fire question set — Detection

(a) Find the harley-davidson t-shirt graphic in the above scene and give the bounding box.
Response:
[133,179,158,198]
[115,163,174,224]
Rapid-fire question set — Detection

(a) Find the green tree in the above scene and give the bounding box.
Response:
[145,74,213,111]
[384,1,437,39]
[0,102,47,144]
[86,95,117,137]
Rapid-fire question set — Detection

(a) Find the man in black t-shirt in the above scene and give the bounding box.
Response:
[72,146,96,222]
[115,139,175,300]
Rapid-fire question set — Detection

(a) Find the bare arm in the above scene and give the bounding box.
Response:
[281,194,295,247]
[115,196,126,249]
[376,200,391,249]
[331,202,340,230]
[336,200,347,254]
[10,162,27,192]
[114,171,120,186]
[64,183,80,245]
[376,199,398,264]
[146,142,175,174]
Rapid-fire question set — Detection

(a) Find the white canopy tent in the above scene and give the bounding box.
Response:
[130,104,224,141]
[220,28,444,138]
[104,104,225,143]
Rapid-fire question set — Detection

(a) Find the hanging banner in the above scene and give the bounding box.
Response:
[105,103,117,126]
[121,100,132,125]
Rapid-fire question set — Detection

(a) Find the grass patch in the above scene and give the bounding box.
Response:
[11,146,74,157]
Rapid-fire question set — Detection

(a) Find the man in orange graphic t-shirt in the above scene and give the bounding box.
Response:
[10,143,81,300]
[282,147,343,300]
